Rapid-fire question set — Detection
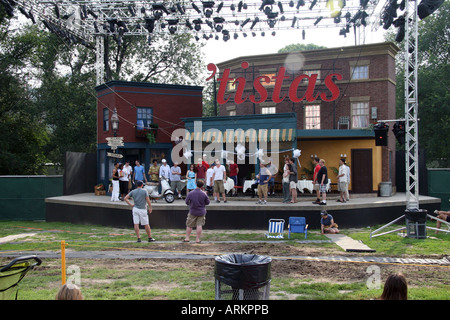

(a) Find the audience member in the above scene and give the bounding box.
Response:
[337,158,350,203]
[124,180,155,242]
[184,180,210,243]
[380,273,408,300]
[434,210,450,233]
[316,159,328,205]
[55,284,84,300]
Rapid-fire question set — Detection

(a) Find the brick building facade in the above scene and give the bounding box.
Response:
[211,42,400,193]
[96,80,203,187]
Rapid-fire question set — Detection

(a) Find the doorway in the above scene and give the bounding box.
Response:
[351,149,373,193]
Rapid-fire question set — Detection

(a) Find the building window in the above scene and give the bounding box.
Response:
[351,102,370,128]
[103,108,109,131]
[305,105,321,129]
[302,70,321,84]
[261,106,276,114]
[136,107,153,130]
[351,65,369,79]
[261,74,276,86]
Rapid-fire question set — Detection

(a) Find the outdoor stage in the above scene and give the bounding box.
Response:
[45,192,441,231]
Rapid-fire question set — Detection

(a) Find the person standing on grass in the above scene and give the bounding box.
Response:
[183,180,210,243]
[124,180,155,243]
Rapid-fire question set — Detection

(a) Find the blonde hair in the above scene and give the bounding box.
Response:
[55,284,84,300]
[320,159,326,165]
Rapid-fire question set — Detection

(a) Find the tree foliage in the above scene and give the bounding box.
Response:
[278,43,327,53]
[386,2,449,166]
[0,6,206,173]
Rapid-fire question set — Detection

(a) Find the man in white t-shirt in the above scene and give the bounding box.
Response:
[205,164,214,195]
[212,160,227,203]
[337,158,351,203]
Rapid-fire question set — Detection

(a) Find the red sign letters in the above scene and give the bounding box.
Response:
[207,61,342,105]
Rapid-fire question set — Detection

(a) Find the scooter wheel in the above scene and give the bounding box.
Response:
[164,193,175,203]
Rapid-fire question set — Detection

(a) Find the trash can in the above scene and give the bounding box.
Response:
[214,254,272,300]
[405,209,428,239]
[379,182,392,197]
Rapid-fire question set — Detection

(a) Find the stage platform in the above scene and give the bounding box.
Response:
[45,192,441,231]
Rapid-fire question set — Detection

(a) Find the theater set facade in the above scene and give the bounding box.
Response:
[96,42,399,195]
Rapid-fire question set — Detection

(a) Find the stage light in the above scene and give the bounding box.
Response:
[272,31,276,36]
[250,17,260,29]
[252,32,256,37]
[261,31,265,36]
[393,121,405,145]
[241,17,251,27]
[54,3,60,19]
[193,18,203,31]
[360,11,369,26]
[289,1,295,7]
[206,20,214,29]
[176,3,186,14]
[222,29,230,41]
[314,16,323,25]
[202,1,215,17]
[302,29,305,39]
[1,0,14,17]
[217,1,224,12]
[393,16,405,42]
[309,0,318,10]
[418,0,444,19]
[191,2,202,13]
[243,32,247,37]
[167,18,179,34]
[128,5,136,16]
[144,17,155,33]
[185,20,193,30]
[152,3,170,15]
[297,0,305,9]
[238,1,243,12]
[268,19,276,28]
[88,9,98,19]
[291,16,297,27]
[234,32,238,39]
[278,1,285,13]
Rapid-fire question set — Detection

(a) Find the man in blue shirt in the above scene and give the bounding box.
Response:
[320,210,339,234]
[133,160,147,186]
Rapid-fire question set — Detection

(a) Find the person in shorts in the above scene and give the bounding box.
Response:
[256,162,272,204]
[212,160,227,203]
[124,180,155,242]
[183,180,210,243]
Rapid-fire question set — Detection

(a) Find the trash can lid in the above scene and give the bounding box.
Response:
[215,254,272,266]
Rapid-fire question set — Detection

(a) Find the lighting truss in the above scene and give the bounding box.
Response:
[12,0,381,43]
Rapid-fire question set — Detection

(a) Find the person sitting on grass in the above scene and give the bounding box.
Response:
[320,210,339,234]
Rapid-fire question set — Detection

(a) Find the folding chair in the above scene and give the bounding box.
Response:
[265,219,285,239]
[0,255,41,300]
[288,217,308,239]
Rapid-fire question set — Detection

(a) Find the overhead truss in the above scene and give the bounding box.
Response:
[9,0,382,44]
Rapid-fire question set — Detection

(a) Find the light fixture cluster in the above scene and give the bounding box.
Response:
[1,0,384,45]
[379,0,444,43]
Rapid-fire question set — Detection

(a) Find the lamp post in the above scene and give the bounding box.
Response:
[111,108,119,137]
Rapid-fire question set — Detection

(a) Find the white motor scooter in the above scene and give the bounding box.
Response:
[144,177,175,203]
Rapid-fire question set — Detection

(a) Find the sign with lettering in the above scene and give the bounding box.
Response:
[106,137,124,150]
[207,61,342,105]
[107,152,123,159]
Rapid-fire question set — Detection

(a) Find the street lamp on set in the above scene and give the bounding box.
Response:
[110,108,119,137]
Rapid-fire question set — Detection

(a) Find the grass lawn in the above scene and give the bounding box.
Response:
[0,220,448,300]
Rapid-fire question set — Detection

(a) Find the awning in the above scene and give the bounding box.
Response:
[185,128,296,143]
